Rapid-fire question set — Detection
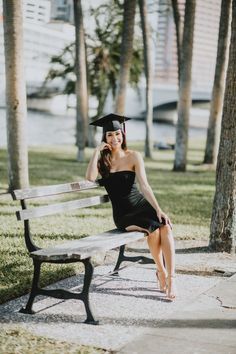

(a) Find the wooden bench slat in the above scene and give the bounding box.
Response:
[16,195,109,220]
[30,229,146,261]
[12,180,99,200]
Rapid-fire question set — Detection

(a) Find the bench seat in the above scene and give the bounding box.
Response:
[31,229,146,261]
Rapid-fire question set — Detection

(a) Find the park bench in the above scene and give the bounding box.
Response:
[12,180,153,324]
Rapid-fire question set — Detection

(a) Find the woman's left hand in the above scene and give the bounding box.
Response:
[157,210,172,229]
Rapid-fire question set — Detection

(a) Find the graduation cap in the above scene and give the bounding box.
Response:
[89,113,130,133]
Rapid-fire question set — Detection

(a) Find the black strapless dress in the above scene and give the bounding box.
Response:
[99,170,163,233]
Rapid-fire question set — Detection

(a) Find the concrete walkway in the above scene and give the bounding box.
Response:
[119,274,236,354]
[0,240,236,352]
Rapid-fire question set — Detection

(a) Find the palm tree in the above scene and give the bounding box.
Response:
[139,0,153,158]
[2,0,29,190]
[73,0,88,162]
[45,1,143,133]
[171,0,183,86]
[173,0,196,172]
[115,0,136,114]
[209,0,235,253]
[203,0,232,165]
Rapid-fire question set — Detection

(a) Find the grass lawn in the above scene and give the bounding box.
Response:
[0,140,215,305]
[0,139,215,352]
[0,326,109,354]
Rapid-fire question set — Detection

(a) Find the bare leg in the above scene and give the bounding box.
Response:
[159,225,176,299]
[126,225,165,273]
[125,225,168,292]
[126,224,149,234]
[147,229,167,291]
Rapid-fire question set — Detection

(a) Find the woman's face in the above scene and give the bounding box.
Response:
[105,129,123,150]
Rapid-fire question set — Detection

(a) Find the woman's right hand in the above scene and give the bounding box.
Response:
[96,142,112,152]
[86,142,111,181]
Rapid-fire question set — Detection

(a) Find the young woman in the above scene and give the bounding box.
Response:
[86,114,176,300]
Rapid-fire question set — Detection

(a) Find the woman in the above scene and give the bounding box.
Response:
[86,113,176,300]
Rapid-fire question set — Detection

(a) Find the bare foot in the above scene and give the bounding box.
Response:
[156,270,167,292]
[166,275,177,301]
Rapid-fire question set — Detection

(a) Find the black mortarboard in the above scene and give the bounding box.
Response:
[89,113,130,133]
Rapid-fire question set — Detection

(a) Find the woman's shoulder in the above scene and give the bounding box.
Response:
[125,149,141,157]
[125,150,143,163]
[126,149,142,159]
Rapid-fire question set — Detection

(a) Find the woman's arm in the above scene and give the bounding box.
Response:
[133,151,171,226]
[85,148,100,181]
[85,142,111,181]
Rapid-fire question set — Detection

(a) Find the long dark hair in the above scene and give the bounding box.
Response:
[98,131,127,177]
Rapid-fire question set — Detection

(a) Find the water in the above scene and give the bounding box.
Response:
[0,108,207,147]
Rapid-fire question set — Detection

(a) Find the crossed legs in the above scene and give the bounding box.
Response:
[126,224,176,299]
[147,225,176,299]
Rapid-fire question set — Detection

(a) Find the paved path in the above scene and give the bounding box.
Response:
[120,274,236,354]
[0,240,236,352]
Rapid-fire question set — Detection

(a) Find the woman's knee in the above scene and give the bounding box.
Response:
[148,228,160,238]
[160,224,172,235]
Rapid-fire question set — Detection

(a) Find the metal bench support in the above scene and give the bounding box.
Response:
[113,244,154,275]
[20,257,98,325]
[19,259,41,314]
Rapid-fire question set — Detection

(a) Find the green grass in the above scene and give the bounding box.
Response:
[0,326,109,354]
[0,140,215,305]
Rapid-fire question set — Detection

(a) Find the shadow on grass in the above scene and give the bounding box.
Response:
[0,262,76,305]
[175,246,211,254]
[126,246,212,255]
[53,157,88,164]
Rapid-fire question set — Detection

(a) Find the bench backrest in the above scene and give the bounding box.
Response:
[12,180,110,252]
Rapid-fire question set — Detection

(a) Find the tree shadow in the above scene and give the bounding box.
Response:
[175,246,212,254]
[127,246,213,255]
[1,310,235,329]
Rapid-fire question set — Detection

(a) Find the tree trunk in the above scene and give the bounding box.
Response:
[173,0,196,172]
[209,0,235,254]
[139,0,153,158]
[115,0,136,114]
[171,0,183,86]
[73,0,88,161]
[3,0,29,190]
[88,80,110,148]
[203,0,231,165]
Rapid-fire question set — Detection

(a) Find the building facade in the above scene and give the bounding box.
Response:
[154,0,221,94]
[0,0,74,107]
[0,0,223,121]
[50,0,74,23]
